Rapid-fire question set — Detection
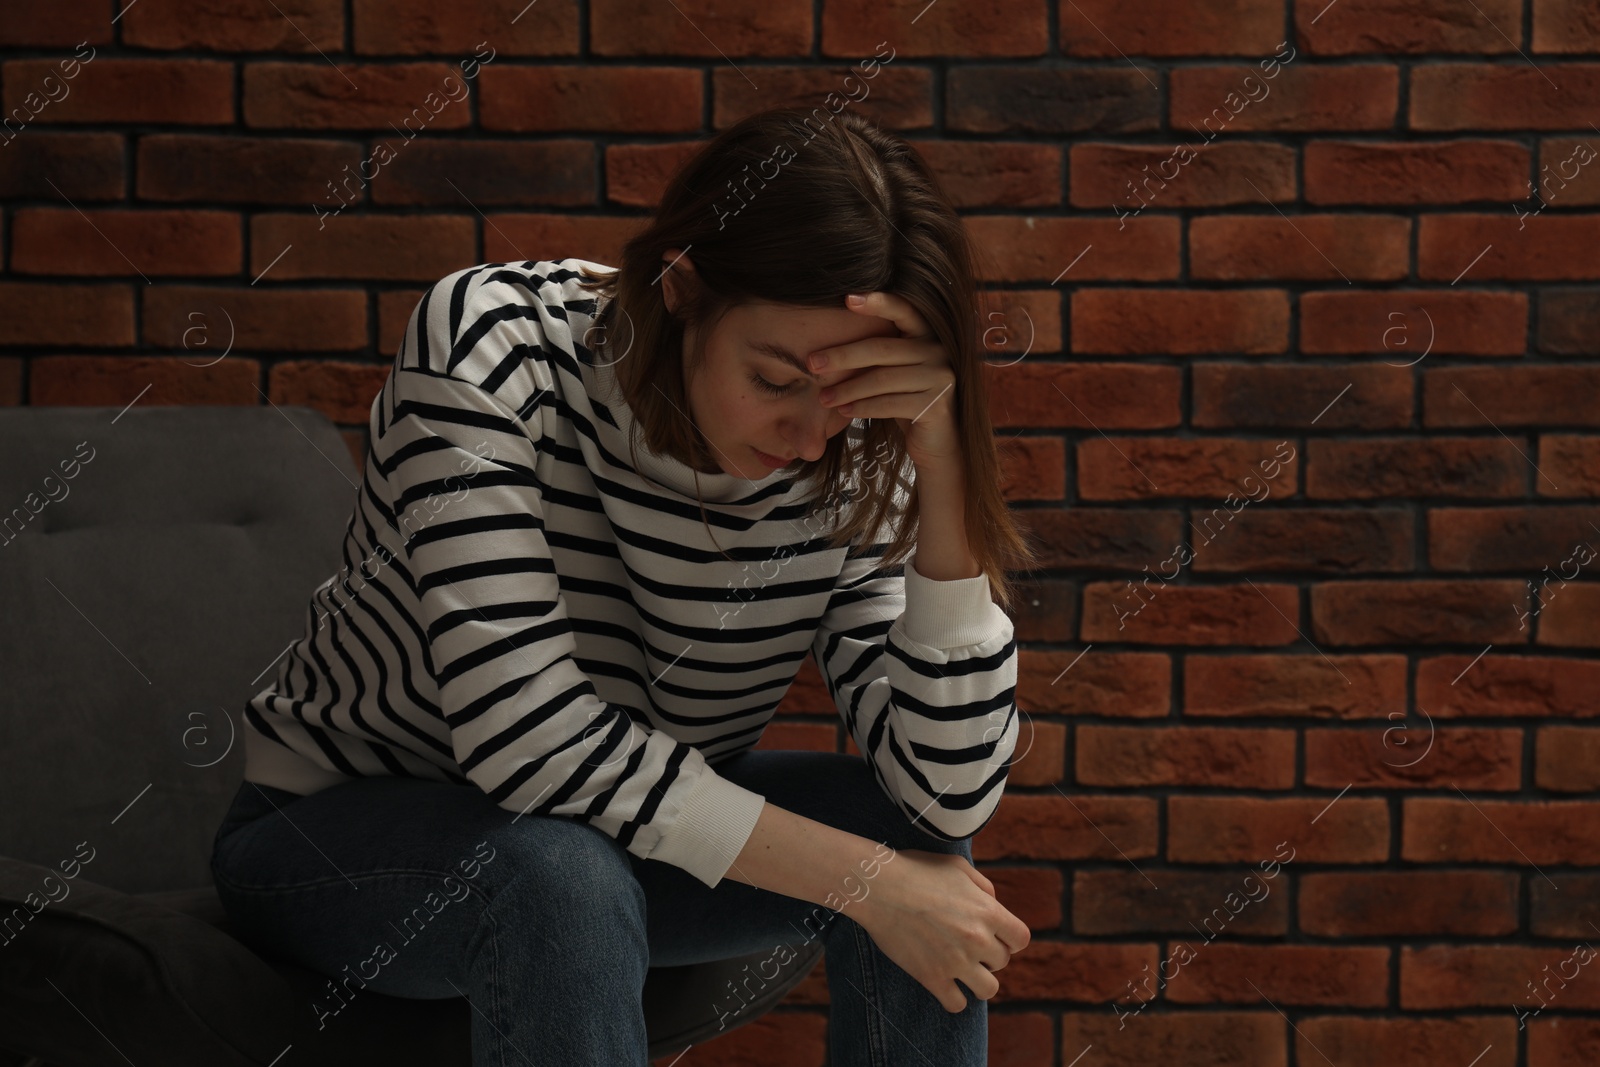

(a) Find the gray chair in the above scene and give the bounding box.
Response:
[0,404,820,1067]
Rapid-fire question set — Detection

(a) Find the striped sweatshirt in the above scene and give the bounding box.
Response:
[243,258,1020,889]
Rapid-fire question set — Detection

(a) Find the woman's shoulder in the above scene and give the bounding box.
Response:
[403,258,613,401]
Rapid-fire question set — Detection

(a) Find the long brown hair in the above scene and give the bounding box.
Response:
[574,104,1040,615]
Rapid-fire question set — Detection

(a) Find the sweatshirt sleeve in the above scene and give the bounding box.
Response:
[810,526,1020,841]
[382,363,766,890]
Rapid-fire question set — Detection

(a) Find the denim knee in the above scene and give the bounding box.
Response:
[474,814,648,946]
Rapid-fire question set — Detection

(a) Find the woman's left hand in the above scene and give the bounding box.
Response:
[808,292,961,470]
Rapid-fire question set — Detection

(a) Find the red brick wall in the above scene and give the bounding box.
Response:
[5,2,1600,1065]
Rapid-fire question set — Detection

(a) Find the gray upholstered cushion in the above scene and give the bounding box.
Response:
[0,405,360,895]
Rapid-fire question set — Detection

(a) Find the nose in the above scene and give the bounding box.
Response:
[782,398,848,463]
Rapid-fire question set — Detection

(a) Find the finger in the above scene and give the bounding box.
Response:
[981,940,1012,971]
[813,334,934,375]
[847,291,930,339]
[820,364,943,410]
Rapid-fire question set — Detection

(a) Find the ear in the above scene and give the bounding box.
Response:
[660,248,698,314]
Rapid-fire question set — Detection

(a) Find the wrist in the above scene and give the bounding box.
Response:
[840,838,903,926]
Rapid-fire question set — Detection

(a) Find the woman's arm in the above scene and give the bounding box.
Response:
[721,795,1031,1015]
[720,799,892,917]
[908,456,983,582]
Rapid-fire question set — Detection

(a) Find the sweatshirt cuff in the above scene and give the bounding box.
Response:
[900,557,1008,650]
[648,765,767,889]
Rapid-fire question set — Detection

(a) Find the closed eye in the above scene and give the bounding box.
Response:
[748,372,793,396]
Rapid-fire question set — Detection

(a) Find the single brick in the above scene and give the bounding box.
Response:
[1076,725,1297,788]
[1538,286,1600,355]
[1072,289,1288,354]
[1167,796,1389,863]
[1162,944,1390,1007]
[1311,579,1527,644]
[0,282,135,346]
[143,285,368,352]
[1300,870,1519,936]
[1081,581,1301,645]
[1419,214,1600,282]
[11,209,241,276]
[1403,798,1600,865]
[1171,63,1398,132]
[1299,288,1527,356]
[351,0,577,55]
[1306,437,1527,499]
[966,215,1179,282]
[1077,437,1299,501]
[1298,0,1521,54]
[948,67,1161,135]
[1539,435,1600,496]
[1402,943,1600,1009]
[1071,141,1298,211]
[1061,0,1283,56]
[244,62,475,129]
[3,58,232,124]
[124,0,343,52]
[1073,868,1290,936]
[1190,214,1410,282]
[991,362,1181,429]
[1184,653,1405,719]
[1061,1012,1286,1066]
[1305,726,1522,790]
[1418,653,1600,717]
[1428,505,1600,571]
[1192,363,1412,430]
[0,132,124,200]
[1295,1016,1516,1067]
[1536,725,1600,791]
[1424,365,1600,428]
[137,134,364,204]
[1412,63,1600,129]
[1530,873,1600,936]
[248,214,475,281]
[370,139,596,206]
[911,140,1061,208]
[479,67,701,133]
[1305,139,1529,205]
[822,0,1046,57]
[591,0,810,56]
[1018,650,1171,717]
[1188,506,1415,574]
[29,355,260,406]
[713,65,933,132]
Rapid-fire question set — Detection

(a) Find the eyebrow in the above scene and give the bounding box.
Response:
[749,340,819,380]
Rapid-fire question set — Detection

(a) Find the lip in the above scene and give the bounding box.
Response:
[753,448,792,469]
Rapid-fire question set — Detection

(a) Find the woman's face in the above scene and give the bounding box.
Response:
[662,249,898,480]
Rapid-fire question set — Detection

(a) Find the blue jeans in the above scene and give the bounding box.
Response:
[209,748,987,1066]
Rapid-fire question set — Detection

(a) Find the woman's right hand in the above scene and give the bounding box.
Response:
[850,848,1031,1013]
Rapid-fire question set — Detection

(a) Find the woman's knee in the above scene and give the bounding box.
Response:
[476,814,646,930]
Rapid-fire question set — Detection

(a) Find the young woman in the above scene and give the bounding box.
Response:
[210,104,1039,1066]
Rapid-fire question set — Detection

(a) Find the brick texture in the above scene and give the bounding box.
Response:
[5,6,1597,1064]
